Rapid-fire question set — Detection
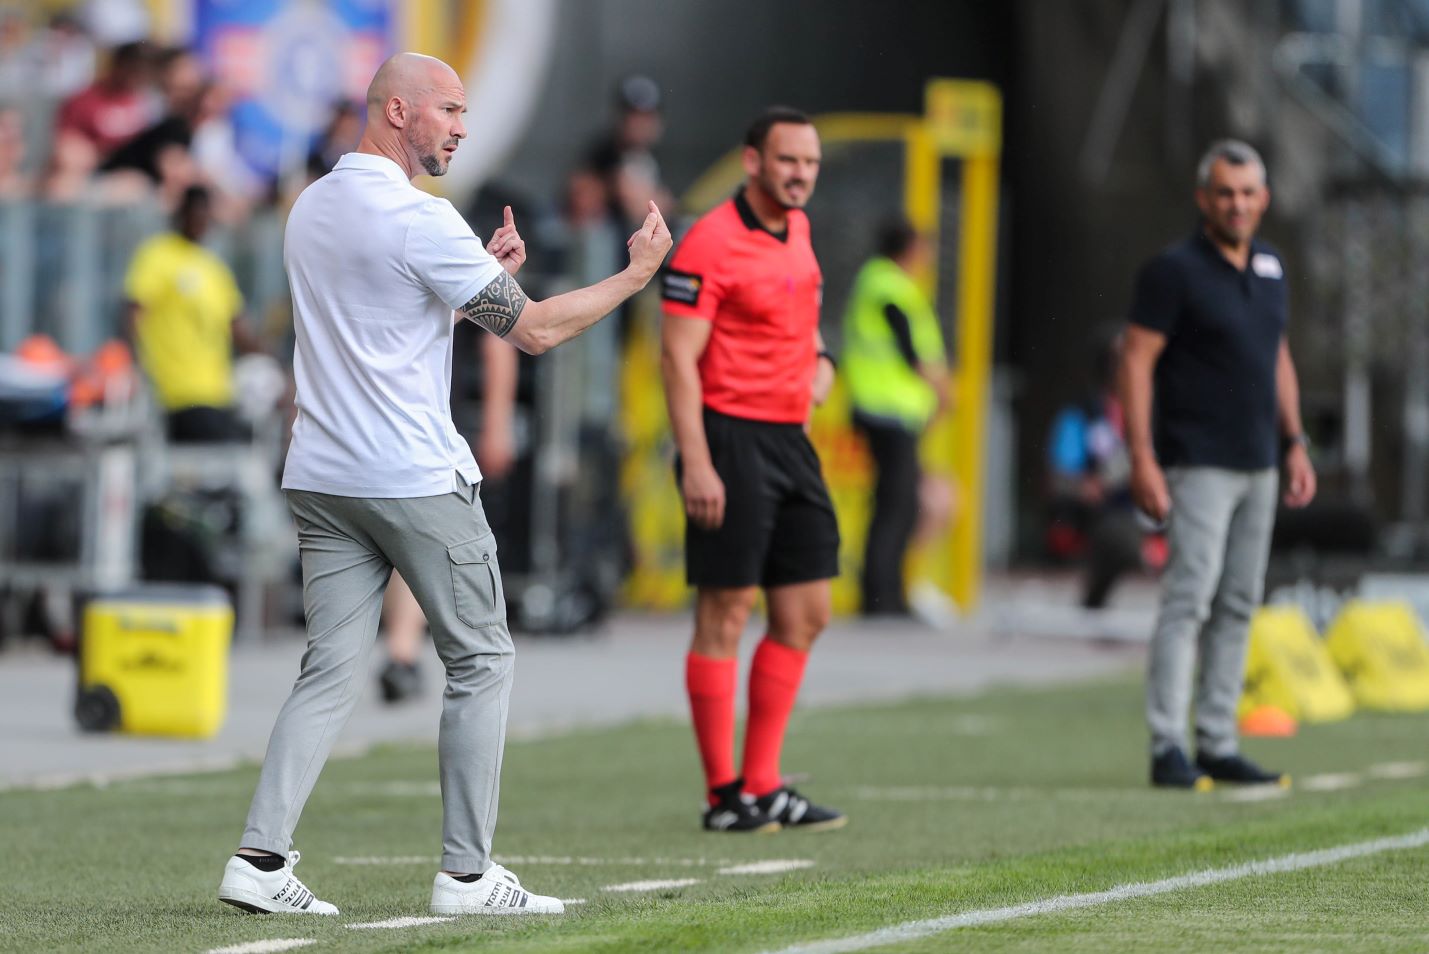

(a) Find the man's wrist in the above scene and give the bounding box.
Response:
[680,452,715,473]
[1282,432,1310,455]
[622,263,655,291]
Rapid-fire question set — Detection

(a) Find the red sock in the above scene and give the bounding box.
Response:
[685,652,738,804]
[741,638,809,797]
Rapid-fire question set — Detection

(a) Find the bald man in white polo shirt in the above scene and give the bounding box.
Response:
[217,52,670,918]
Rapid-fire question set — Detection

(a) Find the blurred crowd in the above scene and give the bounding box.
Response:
[0,11,359,222]
[0,6,674,232]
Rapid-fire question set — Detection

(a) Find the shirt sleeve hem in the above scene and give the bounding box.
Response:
[445,268,502,314]
[661,303,713,321]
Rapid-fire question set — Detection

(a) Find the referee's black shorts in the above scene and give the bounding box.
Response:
[676,407,840,589]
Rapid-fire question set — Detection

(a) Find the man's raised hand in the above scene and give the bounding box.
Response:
[626,200,673,281]
[486,205,526,275]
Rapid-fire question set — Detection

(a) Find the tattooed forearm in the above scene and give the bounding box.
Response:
[459,270,528,338]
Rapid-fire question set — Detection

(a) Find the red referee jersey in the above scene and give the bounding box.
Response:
[661,191,822,424]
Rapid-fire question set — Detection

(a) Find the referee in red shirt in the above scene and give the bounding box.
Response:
[661,107,845,833]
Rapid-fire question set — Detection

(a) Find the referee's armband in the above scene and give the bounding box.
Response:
[661,269,703,306]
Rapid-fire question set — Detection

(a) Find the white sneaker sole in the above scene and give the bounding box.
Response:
[703,815,783,833]
[218,885,339,916]
[431,901,564,916]
[785,815,848,832]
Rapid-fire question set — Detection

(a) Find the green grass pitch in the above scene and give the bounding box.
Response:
[2,676,1427,953]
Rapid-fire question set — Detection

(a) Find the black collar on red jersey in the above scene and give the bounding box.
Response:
[734,188,788,243]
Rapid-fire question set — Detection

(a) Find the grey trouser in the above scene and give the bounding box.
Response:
[240,478,513,874]
[1147,467,1278,758]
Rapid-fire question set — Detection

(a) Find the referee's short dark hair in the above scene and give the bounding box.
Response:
[877,218,920,260]
[745,107,813,151]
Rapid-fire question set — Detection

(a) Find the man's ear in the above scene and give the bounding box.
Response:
[386,96,406,129]
[740,145,761,179]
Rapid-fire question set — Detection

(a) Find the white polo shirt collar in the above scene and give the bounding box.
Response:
[333,151,411,184]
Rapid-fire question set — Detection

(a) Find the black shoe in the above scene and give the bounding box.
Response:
[1196,752,1290,787]
[754,786,848,831]
[379,660,422,704]
[702,779,780,833]
[1151,747,1214,791]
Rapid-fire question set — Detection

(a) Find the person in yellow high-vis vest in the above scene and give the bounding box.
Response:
[842,219,952,616]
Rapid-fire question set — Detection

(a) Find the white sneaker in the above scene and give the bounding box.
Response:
[430,864,564,915]
[908,581,961,630]
[218,851,339,916]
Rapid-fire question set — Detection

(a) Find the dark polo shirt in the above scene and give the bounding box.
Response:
[1129,231,1287,470]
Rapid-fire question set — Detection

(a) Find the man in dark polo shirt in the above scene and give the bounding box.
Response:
[660,107,846,833]
[1120,139,1316,790]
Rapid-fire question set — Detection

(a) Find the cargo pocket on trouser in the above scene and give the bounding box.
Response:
[448,531,506,627]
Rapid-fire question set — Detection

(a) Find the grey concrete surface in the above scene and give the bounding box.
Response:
[0,604,1146,790]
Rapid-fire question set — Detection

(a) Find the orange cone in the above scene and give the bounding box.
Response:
[1239,705,1298,737]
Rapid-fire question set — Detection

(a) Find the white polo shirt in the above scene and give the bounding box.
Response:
[281,152,504,498]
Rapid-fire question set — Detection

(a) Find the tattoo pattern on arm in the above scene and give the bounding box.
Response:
[459,270,528,337]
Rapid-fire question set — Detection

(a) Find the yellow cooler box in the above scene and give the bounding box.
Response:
[76,585,234,738]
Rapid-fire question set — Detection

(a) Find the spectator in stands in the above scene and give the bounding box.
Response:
[190,86,268,214]
[0,106,31,198]
[306,100,365,181]
[52,40,152,160]
[123,184,261,443]
[154,45,203,114]
[100,57,225,202]
[35,12,96,100]
[1046,332,1153,609]
[563,165,613,229]
[0,10,29,94]
[585,74,673,229]
[0,11,94,101]
[78,0,151,48]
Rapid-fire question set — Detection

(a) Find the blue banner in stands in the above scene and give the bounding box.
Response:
[193,0,392,179]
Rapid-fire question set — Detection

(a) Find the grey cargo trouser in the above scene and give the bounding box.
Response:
[1146,467,1278,759]
[239,477,512,874]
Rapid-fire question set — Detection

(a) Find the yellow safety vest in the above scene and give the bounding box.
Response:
[841,256,945,429]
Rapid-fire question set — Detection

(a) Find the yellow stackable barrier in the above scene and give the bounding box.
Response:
[1324,600,1429,712]
[1238,606,1356,723]
[77,585,234,738]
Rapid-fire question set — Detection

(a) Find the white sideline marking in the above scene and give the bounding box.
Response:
[562,898,588,905]
[854,785,1023,802]
[603,878,702,892]
[345,781,442,797]
[762,827,1429,954]
[1219,786,1290,803]
[5,755,246,794]
[2,741,374,794]
[346,916,454,930]
[946,715,1001,736]
[206,941,317,954]
[719,860,817,876]
[1369,760,1428,780]
[1302,772,1363,792]
[498,854,736,867]
[852,785,1143,804]
[333,854,749,867]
